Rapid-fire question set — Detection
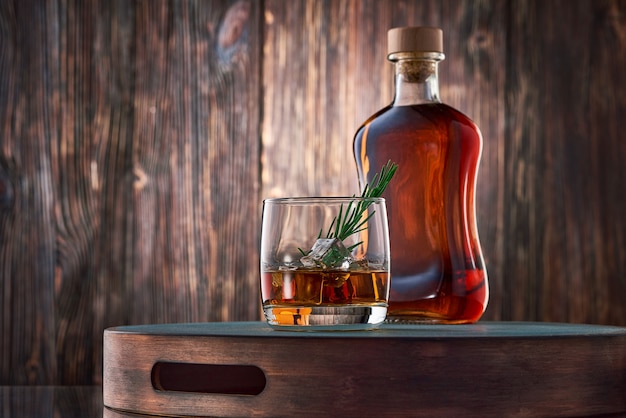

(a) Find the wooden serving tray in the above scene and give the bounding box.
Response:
[103,321,626,417]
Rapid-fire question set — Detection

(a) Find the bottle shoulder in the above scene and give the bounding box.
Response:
[356,102,480,136]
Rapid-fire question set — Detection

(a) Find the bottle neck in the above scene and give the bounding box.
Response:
[390,52,443,106]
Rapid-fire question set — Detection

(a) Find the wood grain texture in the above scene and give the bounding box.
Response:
[0,0,58,386]
[1,0,626,386]
[0,0,261,385]
[262,0,364,198]
[504,0,626,324]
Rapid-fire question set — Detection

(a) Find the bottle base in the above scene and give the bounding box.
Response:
[385,315,479,325]
[263,305,387,331]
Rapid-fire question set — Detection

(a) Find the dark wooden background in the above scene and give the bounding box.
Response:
[0,0,624,386]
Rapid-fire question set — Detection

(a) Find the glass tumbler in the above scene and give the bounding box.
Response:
[260,197,391,330]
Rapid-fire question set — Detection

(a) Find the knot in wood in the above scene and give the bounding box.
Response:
[217,0,250,66]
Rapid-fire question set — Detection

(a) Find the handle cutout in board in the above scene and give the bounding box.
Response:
[152,361,266,395]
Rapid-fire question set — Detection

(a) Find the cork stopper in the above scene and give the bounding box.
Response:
[387,27,443,56]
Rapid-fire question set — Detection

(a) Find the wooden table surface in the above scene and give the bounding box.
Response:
[104,321,626,417]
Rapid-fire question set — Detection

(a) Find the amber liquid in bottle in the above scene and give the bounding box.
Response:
[353,33,488,323]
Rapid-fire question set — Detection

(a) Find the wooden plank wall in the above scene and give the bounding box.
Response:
[0,0,624,385]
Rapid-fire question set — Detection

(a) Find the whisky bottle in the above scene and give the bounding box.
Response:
[353,27,488,323]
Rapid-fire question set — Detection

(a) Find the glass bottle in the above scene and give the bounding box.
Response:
[353,27,488,323]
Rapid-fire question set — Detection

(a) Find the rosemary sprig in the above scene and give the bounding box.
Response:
[326,160,398,243]
[298,160,398,258]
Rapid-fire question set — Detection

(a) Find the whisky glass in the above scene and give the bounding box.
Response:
[260,197,390,330]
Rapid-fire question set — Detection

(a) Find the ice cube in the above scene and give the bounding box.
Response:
[300,238,352,269]
[299,255,317,268]
[279,263,298,271]
[349,259,370,270]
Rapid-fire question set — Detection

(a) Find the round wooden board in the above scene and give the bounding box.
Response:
[104,321,626,417]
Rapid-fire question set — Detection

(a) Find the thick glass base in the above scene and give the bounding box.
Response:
[263,305,387,331]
